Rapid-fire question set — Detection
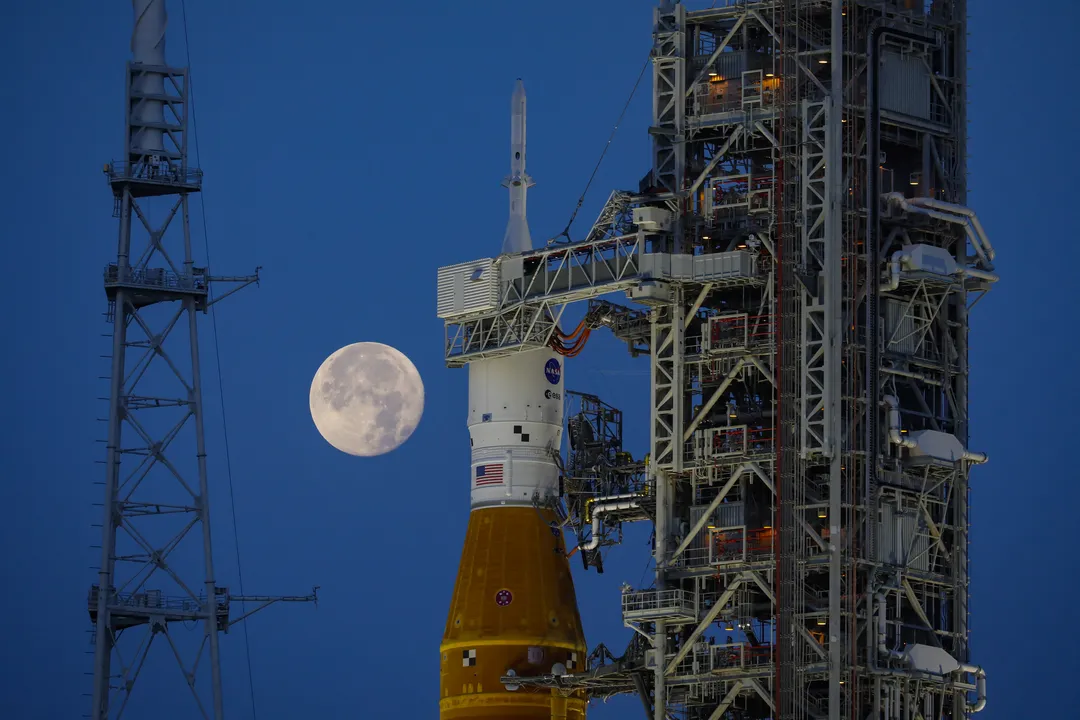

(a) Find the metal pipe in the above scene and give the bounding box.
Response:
[960,267,999,283]
[908,197,996,262]
[581,500,640,551]
[959,664,987,713]
[882,396,917,450]
[962,448,988,464]
[882,365,942,386]
[884,193,992,270]
[880,250,910,292]
[874,593,906,661]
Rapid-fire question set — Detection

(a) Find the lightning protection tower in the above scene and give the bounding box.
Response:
[89,2,315,718]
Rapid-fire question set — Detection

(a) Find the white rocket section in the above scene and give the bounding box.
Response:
[468,350,564,509]
[501,79,535,255]
[131,0,167,154]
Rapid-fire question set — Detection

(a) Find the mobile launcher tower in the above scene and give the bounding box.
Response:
[89,2,314,718]
[436,1,996,719]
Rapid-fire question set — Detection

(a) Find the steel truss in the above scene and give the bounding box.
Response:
[89,46,314,720]
[450,2,992,719]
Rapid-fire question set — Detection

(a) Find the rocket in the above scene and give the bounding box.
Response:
[501,79,534,255]
[440,81,588,720]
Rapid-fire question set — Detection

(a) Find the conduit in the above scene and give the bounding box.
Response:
[880,250,911,292]
[960,664,988,713]
[874,593,906,662]
[580,499,640,551]
[882,396,917,450]
[883,193,995,271]
[908,197,997,263]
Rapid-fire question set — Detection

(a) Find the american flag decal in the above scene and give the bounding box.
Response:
[475,464,504,486]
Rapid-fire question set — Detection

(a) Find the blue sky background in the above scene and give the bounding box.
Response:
[2,1,1077,717]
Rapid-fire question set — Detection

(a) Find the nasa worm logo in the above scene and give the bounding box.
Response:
[544,358,561,385]
[495,589,513,607]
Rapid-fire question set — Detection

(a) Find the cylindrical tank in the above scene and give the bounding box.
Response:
[441,350,588,718]
[467,349,564,508]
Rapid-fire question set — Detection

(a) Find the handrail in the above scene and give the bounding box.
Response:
[104,160,203,186]
[104,264,208,293]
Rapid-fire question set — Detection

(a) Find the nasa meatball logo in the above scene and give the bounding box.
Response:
[544,389,561,401]
[495,589,513,607]
[544,358,561,385]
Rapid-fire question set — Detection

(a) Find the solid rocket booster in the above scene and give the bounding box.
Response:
[440,81,587,720]
[501,79,534,255]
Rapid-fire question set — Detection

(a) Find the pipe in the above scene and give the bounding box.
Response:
[961,449,988,464]
[883,396,917,449]
[880,250,911,292]
[581,500,640,551]
[960,267,999,283]
[884,193,993,270]
[874,593,906,662]
[882,365,941,386]
[959,664,987,713]
[908,197,996,262]
[585,492,644,515]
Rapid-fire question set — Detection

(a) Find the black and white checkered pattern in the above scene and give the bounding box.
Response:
[568,651,578,670]
[513,424,530,443]
[462,649,476,667]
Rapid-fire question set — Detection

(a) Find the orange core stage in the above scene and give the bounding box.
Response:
[440,506,588,719]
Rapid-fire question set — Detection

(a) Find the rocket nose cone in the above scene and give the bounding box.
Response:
[513,78,526,100]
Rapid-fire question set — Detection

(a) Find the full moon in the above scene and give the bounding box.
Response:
[309,342,425,457]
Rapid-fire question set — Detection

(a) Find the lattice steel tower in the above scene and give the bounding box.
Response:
[89,2,315,718]
[438,1,997,718]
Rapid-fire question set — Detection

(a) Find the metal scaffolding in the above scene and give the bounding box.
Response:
[439,1,994,718]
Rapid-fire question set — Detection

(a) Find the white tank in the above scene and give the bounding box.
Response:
[467,349,564,509]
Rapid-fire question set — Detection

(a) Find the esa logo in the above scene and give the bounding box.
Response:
[545,389,562,401]
[544,358,562,385]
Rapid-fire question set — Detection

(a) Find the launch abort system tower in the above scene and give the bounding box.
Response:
[438,1,995,718]
[89,2,314,718]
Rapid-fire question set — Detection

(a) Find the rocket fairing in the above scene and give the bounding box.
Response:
[501,79,534,255]
[440,81,588,720]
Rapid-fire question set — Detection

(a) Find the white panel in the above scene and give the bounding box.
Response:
[639,251,755,282]
[903,244,958,277]
[436,258,499,319]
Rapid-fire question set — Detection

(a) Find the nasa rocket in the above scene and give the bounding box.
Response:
[439,80,588,720]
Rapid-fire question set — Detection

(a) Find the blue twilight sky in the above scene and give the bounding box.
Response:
[2,1,1078,718]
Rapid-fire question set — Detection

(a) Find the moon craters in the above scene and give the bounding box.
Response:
[309,342,424,457]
